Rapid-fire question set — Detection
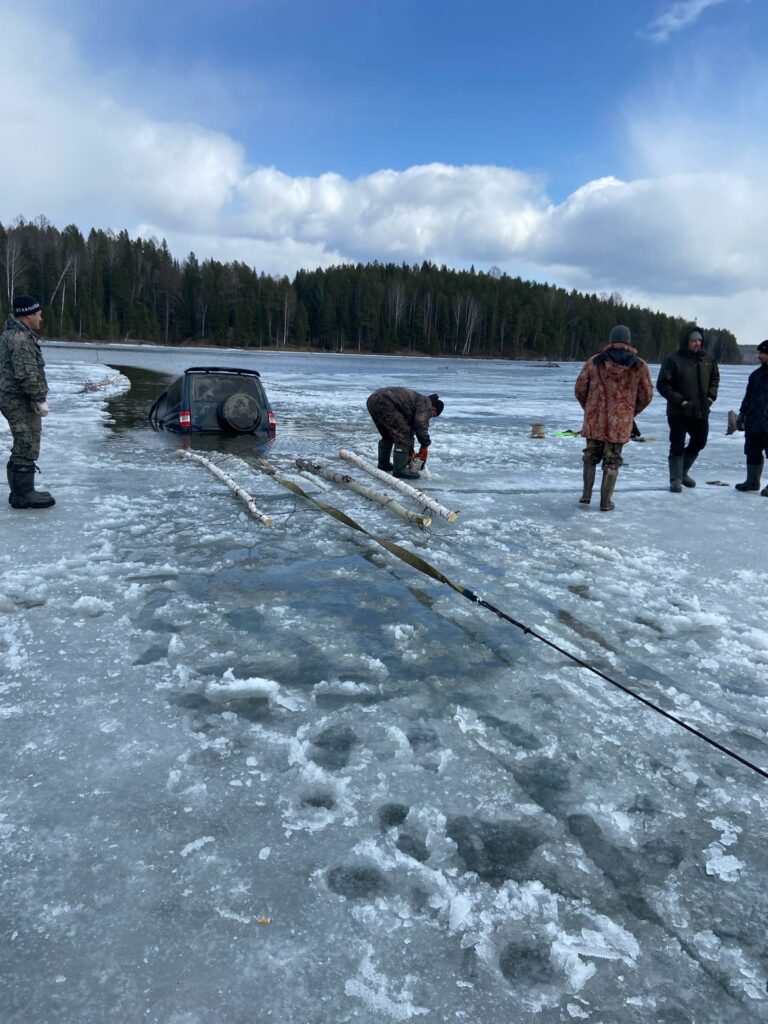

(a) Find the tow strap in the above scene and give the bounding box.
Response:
[249,457,768,783]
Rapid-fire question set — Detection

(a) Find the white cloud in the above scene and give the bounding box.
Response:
[1,4,767,344]
[0,11,244,230]
[234,163,545,263]
[644,0,728,44]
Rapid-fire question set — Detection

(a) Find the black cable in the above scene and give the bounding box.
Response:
[458,587,768,782]
[246,455,768,783]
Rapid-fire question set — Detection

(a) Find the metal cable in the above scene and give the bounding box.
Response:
[245,456,768,783]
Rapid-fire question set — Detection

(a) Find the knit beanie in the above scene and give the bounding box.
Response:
[608,325,631,344]
[429,393,444,416]
[13,295,42,318]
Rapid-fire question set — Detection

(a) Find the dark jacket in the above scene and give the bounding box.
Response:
[739,363,768,435]
[368,387,435,446]
[0,314,48,403]
[656,328,719,420]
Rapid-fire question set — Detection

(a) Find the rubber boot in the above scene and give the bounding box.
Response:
[579,463,596,504]
[735,460,763,492]
[377,439,394,472]
[681,453,698,488]
[392,444,420,479]
[8,462,55,509]
[668,456,684,493]
[600,470,618,511]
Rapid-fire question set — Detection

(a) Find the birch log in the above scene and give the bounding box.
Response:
[177,450,273,525]
[338,449,459,522]
[296,458,431,528]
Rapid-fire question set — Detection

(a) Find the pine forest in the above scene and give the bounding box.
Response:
[1,216,741,363]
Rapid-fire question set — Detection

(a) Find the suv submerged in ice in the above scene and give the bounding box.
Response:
[149,367,276,435]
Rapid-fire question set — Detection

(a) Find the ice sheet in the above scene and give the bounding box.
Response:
[2,347,766,1023]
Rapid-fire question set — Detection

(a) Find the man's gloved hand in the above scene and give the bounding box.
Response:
[417,446,429,463]
[34,401,49,417]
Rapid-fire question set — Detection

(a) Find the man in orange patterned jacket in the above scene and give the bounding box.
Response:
[574,325,654,511]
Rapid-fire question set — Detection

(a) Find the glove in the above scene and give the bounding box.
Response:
[417,446,429,463]
[34,401,49,417]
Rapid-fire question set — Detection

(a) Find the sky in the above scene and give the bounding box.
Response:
[1,0,767,344]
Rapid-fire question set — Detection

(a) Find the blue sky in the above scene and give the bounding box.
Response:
[1,0,767,342]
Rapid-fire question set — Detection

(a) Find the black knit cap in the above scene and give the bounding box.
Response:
[428,393,444,416]
[758,340,768,355]
[13,295,42,318]
[608,324,631,344]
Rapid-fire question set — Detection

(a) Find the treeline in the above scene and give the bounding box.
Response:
[1,216,741,363]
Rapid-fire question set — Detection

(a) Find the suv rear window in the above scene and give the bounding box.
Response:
[190,375,265,403]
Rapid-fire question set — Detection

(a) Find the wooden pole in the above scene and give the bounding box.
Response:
[177,450,273,525]
[338,449,459,522]
[296,458,431,528]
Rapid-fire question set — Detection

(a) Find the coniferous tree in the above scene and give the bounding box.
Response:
[0,217,742,362]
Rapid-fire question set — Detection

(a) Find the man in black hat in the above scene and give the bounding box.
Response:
[734,340,768,495]
[366,387,444,479]
[656,323,719,493]
[0,295,55,508]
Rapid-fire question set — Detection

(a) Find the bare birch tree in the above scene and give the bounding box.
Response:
[3,235,27,304]
[462,297,480,356]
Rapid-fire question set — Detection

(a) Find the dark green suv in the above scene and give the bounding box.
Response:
[149,367,276,435]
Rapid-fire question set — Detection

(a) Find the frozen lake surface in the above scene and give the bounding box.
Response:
[2,344,767,1023]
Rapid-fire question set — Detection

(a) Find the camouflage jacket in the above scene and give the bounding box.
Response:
[369,387,435,446]
[0,314,48,402]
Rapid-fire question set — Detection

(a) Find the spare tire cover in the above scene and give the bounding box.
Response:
[218,393,262,433]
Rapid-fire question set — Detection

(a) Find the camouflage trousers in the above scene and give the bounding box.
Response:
[0,394,42,465]
[582,439,624,471]
[366,393,413,448]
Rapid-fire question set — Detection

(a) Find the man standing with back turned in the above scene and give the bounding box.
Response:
[0,295,55,509]
[575,325,653,512]
[656,323,719,493]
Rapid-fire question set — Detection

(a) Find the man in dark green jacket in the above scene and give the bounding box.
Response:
[656,324,719,493]
[0,295,55,508]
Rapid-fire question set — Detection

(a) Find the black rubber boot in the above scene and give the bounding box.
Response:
[735,460,764,492]
[668,456,684,493]
[8,462,55,509]
[377,439,394,472]
[579,463,596,504]
[681,453,698,488]
[600,470,618,511]
[392,445,420,479]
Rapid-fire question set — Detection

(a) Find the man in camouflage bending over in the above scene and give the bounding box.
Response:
[0,295,55,508]
[366,387,444,479]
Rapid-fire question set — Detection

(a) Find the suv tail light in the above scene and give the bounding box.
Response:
[179,410,192,429]
[268,411,276,431]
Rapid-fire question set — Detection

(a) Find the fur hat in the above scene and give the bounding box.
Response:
[13,295,42,318]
